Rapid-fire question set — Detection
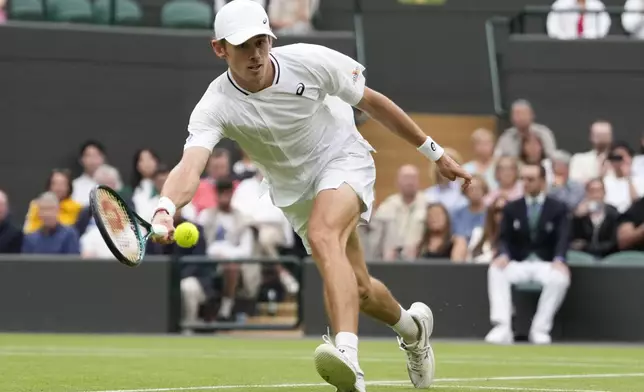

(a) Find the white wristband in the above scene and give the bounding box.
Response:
[417,136,444,162]
[154,196,176,218]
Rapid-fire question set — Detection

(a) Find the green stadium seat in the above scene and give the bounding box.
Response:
[92,0,142,25]
[47,0,93,22]
[602,251,644,265]
[9,0,45,20]
[566,250,597,265]
[161,0,212,29]
[514,281,542,292]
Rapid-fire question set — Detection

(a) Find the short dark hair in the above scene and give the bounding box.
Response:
[215,178,235,193]
[154,163,170,177]
[610,141,634,158]
[79,140,106,157]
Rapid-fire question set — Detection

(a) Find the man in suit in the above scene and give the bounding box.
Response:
[486,163,571,345]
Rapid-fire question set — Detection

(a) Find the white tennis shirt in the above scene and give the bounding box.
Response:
[184,43,375,207]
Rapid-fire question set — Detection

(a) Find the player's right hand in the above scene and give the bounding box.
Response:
[436,154,472,191]
[151,211,175,244]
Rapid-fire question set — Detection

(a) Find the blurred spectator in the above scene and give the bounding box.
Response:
[79,165,132,259]
[268,0,317,35]
[198,179,257,322]
[24,169,82,234]
[232,150,257,181]
[617,196,644,251]
[495,100,556,159]
[76,164,132,237]
[570,178,619,258]
[417,203,455,260]
[451,175,489,262]
[623,0,644,39]
[467,196,507,263]
[632,132,644,177]
[215,0,265,12]
[231,171,298,294]
[128,148,160,213]
[136,164,171,222]
[370,165,426,261]
[21,192,80,255]
[519,133,554,186]
[603,142,644,213]
[0,0,6,24]
[192,149,239,216]
[0,191,23,254]
[425,148,468,214]
[463,128,498,190]
[547,0,611,40]
[569,120,614,183]
[487,163,570,345]
[484,156,524,206]
[548,150,585,210]
[71,140,106,206]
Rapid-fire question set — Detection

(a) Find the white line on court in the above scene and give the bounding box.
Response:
[440,386,609,392]
[85,372,644,392]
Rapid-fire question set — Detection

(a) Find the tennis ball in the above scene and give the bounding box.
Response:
[174,222,199,248]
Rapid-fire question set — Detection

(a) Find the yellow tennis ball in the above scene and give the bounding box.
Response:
[174,222,199,248]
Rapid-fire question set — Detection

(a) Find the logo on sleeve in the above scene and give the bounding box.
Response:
[351,67,360,84]
[295,83,305,96]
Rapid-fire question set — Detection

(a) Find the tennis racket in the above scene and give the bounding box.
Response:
[89,185,168,267]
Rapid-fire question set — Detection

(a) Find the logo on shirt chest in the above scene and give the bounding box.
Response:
[295,83,305,96]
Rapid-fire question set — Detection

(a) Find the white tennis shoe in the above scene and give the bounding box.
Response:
[398,302,436,388]
[313,335,366,392]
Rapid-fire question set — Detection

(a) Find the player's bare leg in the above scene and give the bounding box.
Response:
[346,229,436,388]
[308,184,364,391]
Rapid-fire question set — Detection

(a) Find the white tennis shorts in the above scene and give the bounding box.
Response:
[280,140,376,255]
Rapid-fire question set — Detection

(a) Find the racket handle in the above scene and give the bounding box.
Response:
[151,224,169,236]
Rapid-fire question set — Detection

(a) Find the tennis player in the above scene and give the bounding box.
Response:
[151,0,471,390]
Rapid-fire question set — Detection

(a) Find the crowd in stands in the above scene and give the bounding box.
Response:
[547,0,644,39]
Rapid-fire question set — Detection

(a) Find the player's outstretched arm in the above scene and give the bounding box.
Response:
[150,146,211,243]
[355,87,472,188]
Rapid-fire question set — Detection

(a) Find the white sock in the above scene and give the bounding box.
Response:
[390,306,420,344]
[335,332,361,372]
[219,297,234,317]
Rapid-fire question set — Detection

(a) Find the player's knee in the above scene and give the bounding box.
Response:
[307,225,341,258]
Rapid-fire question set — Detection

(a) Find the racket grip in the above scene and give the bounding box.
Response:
[151,224,169,236]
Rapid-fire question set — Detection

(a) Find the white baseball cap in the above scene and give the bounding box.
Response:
[214,0,277,46]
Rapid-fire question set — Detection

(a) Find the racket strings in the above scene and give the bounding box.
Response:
[94,189,144,262]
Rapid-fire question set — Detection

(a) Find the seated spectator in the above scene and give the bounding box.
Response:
[128,148,160,214]
[622,0,644,39]
[24,169,82,234]
[231,171,299,294]
[0,0,6,24]
[617,195,644,251]
[0,190,23,254]
[467,196,507,263]
[22,192,80,255]
[198,179,257,322]
[215,0,265,12]
[570,178,619,258]
[495,100,556,159]
[268,0,316,35]
[632,132,644,177]
[569,120,614,183]
[76,164,132,237]
[417,203,455,259]
[71,140,106,206]
[463,128,498,190]
[484,156,524,206]
[370,165,426,261]
[192,148,239,216]
[135,164,171,222]
[425,148,468,214]
[519,133,554,186]
[451,175,489,262]
[486,163,570,345]
[547,0,611,40]
[603,142,644,213]
[548,150,585,210]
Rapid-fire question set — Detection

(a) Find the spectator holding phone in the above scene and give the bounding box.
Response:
[603,142,644,213]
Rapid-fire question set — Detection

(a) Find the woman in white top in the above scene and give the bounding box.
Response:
[467,196,508,263]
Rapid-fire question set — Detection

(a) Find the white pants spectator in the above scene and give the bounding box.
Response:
[181,277,206,330]
[487,260,569,344]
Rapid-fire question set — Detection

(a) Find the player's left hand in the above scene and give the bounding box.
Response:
[436,154,472,191]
